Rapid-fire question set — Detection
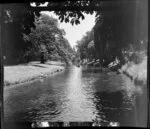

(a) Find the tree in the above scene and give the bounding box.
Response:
[27,13,75,64]
[76,29,96,62]
[3,1,147,66]
[49,0,147,66]
[3,3,40,65]
[87,40,97,61]
[93,0,148,66]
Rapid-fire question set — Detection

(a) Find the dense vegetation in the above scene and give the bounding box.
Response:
[3,1,147,68]
[75,0,147,67]
[76,29,97,63]
[93,0,147,67]
[2,3,39,65]
[24,14,75,64]
[3,4,75,65]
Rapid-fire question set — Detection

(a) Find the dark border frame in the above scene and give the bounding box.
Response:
[0,0,149,128]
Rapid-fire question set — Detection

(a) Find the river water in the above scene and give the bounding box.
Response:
[4,66,148,128]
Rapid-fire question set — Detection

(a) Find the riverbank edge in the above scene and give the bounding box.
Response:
[120,70,146,86]
[99,64,146,86]
[4,63,65,87]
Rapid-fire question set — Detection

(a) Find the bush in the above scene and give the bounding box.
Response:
[129,52,146,64]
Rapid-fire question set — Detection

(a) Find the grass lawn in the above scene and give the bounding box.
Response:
[4,61,65,87]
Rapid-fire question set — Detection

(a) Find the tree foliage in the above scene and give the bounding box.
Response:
[76,29,97,61]
[27,13,75,64]
[3,3,40,65]
[94,0,147,66]
[34,0,101,25]
[58,0,147,67]
[3,1,147,66]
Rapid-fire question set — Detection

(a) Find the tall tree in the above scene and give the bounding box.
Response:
[3,3,40,65]
[28,13,75,64]
[76,29,96,62]
[94,0,148,66]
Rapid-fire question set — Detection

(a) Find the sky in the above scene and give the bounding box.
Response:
[41,11,96,48]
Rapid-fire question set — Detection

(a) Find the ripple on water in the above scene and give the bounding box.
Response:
[4,66,147,127]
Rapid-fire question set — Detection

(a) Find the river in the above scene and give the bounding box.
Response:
[4,66,148,128]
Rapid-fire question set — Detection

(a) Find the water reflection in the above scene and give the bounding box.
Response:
[92,91,133,126]
[4,66,147,128]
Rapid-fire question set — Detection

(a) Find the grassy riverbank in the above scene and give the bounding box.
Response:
[119,56,147,86]
[4,61,65,87]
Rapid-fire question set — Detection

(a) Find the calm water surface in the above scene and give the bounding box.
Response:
[4,66,148,127]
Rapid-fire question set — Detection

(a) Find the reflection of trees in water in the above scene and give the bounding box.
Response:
[92,91,136,126]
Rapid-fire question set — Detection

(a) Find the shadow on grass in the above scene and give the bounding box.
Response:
[30,64,47,68]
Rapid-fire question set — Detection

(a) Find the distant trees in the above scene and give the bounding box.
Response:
[26,13,75,64]
[76,29,97,62]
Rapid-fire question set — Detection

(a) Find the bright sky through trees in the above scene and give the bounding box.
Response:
[42,11,96,48]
